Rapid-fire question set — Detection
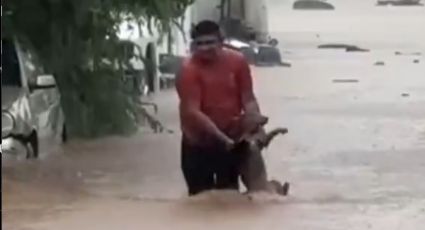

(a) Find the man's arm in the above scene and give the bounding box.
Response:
[237,57,262,115]
[236,57,269,143]
[176,64,234,145]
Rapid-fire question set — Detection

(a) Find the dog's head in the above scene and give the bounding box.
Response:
[240,113,269,134]
[228,114,288,151]
[227,113,269,138]
[235,127,289,153]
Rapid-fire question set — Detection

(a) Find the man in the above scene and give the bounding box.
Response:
[176,20,265,196]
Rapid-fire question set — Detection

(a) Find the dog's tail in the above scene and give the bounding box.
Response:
[260,128,288,148]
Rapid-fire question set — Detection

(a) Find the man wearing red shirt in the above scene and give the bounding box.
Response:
[176,21,264,196]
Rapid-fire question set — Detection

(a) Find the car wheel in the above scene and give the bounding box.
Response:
[26,130,39,159]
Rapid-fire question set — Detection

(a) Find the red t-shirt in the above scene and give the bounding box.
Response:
[176,49,253,144]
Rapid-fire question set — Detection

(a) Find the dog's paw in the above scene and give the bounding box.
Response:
[276,128,289,134]
[269,180,290,196]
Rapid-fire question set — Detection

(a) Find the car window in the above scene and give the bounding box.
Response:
[1,39,22,87]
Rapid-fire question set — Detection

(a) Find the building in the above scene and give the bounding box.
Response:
[191,0,269,42]
[118,6,192,94]
[117,0,270,94]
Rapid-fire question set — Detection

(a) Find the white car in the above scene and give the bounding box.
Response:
[2,38,66,159]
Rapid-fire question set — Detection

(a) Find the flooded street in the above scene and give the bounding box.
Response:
[3,2,425,230]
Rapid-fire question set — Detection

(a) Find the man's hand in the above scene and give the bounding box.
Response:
[222,135,235,151]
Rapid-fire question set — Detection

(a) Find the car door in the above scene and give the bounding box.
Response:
[18,46,63,147]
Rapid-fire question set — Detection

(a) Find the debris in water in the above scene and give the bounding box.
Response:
[279,62,292,67]
[346,46,369,52]
[375,61,385,66]
[332,79,359,83]
[395,51,422,56]
[377,1,424,6]
[293,0,335,10]
[401,93,410,97]
[318,44,369,52]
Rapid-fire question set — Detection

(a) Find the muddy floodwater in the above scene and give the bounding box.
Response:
[3,1,425,230]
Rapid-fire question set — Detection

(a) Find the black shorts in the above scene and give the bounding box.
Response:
[181,137,244,196]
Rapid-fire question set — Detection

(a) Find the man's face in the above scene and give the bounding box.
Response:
[192,34,222,62]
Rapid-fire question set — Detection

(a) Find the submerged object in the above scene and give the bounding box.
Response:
[293,0,335,10]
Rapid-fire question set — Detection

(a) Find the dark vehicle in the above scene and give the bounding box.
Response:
[255,45,286,67]
[223,39,257,64]
[2,39,66,159]
[293,0,335,10]
[224,38,286,67]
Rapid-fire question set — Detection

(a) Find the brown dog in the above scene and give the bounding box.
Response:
[228,113,290,196]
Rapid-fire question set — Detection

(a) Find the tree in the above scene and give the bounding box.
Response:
[3,0,193,138]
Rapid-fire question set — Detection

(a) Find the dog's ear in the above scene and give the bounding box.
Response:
[260,116,268,126]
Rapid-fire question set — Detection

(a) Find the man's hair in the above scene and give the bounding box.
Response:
[190,20,222,40]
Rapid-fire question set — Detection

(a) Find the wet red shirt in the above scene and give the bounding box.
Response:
[176,49,253,144]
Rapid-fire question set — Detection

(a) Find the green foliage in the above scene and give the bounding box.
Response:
[3,0,193,138]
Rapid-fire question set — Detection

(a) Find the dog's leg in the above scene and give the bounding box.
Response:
[239,145,289,195]
[238,127,290,196]
[239,143,270,192]
[259,128,288,148]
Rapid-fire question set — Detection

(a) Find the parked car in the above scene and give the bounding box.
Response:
[2,38,66,159]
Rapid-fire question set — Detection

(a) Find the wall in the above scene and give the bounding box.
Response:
[118,8,193,93]
[230,0,245,19]
[172,6,193,56]
[191,0,221,24]
[190,0,269,42]
[244,0,269,42]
